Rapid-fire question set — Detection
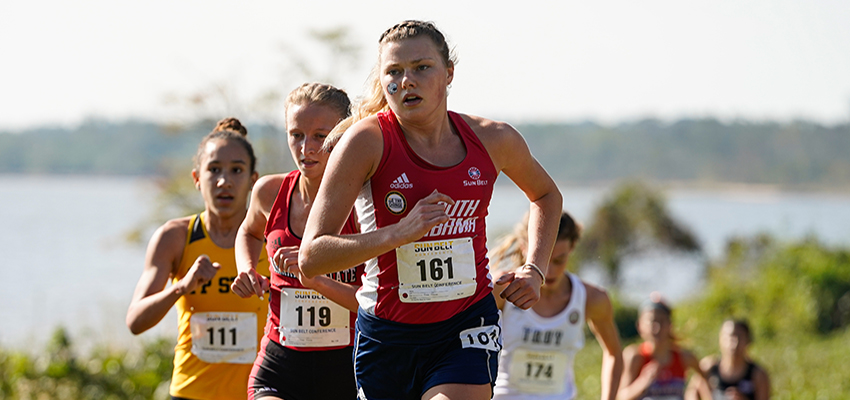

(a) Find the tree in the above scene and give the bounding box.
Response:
[573,180,701,286]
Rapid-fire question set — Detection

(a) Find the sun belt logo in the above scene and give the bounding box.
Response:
[464,166,488,187]
[390,173,413,189]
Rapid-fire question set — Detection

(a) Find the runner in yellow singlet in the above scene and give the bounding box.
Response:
[126,118,270,400]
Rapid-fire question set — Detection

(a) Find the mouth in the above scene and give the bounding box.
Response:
[301,159,319,168]
[216,193,235,203]
[402,94,422,106]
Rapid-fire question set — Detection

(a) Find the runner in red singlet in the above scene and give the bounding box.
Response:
[230,83,362,400]
[618,293,710,400]
[299,21,563,400]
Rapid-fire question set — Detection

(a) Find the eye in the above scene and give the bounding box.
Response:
[417,64,429,71]
[209,166,221,173]
[387,68,401,76]
[232,167,244,174]
[289,132,303,139]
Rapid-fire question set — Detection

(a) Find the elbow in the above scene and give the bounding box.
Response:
[125,310,147,336]
[298,248,319,279]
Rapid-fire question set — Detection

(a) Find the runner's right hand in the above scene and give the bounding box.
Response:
[180,254,221,294]
[232,268,270,299]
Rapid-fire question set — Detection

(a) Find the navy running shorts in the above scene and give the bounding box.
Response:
[354,295,501,400]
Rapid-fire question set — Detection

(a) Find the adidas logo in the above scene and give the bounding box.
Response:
[390,173,414,189]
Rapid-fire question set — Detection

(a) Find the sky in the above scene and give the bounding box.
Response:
[2,0,850,131]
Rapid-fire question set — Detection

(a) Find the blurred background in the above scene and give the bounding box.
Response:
[1,0,849,398]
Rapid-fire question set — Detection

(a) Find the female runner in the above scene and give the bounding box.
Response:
[230,83,362,400]
[491,211,623,400]
[127,118,269,400]
[299,20,563,400]
[618,293,710,400]
[685,319,770,400]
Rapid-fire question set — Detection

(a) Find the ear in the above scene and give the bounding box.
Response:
[191,169,201,190]
[250,171,259,188]
[446,61,454,86]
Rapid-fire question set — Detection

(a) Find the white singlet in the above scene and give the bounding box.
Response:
[494,273,587,400]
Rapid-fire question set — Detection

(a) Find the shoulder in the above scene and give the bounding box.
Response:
[699,355,719,372]
[457,113,521,143]
[147,216,192,257]
[678,347,701,368]
[622,343,643,361]
[158,216,192,241]
[334,115,384,159]
[751,362,769,379]
[254,173,288,208]
[582,279,612,316]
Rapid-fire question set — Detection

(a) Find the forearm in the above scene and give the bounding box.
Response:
[308,277,360,313]
[600,350,624,400]
[300,228,402,278]
[126,284,183,335]
[524,190,563,271]
[236,227,264,274]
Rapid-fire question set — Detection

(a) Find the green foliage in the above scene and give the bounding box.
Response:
[574,180,700,285]
[678,234,850,341]
[0,327,173,400]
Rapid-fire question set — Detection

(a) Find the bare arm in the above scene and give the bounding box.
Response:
[682,350,712,400]
[126,218,221,335]
[617,345,657,400]
[232,174,281,299]
[470,115,562,309]
[585,283,623,400]
[685,356,716,400]
[300,119,455,278]
[753,365,771,400]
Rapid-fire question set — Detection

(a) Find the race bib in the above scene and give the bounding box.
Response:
[396,237,476,303]
[189,312,257,364]
[508,348,569,394]
[459,324,501,352]
[279,288,350,347]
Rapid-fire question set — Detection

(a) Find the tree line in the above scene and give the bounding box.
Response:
[2,117,849,189]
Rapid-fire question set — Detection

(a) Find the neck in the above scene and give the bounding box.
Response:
[203,208,245,238]
[396,107,452,145]
[297,173,321,206]
[721,353,747,369]
[540,273,569,297]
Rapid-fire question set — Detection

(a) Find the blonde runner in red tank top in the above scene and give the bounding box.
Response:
[354,110,497,324]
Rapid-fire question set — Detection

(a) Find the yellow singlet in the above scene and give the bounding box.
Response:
[170,213,270,400]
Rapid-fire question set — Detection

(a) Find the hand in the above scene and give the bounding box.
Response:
[495,266,542,309]
[636,361,660,390]
[231,268,269,299]
[180,255,221,294]
[395,190,455,242]
[724,387,747,400]
[271,246,300,274]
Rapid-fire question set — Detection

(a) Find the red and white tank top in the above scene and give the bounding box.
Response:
[638,342,687,399]
[355,109,496,324]
[264,170,362,351]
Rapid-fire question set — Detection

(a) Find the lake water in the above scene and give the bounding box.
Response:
[2,175,849,352]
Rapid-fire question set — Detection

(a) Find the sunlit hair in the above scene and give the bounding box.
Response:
[325,20,458,147]
[193,117,257,173]
[489,211,583,272]
[283,83,351,152]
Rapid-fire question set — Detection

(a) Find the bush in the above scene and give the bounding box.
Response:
[0,327,173,399]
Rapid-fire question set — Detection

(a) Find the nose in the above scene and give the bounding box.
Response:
[217,172,233,188]
[402,70,416,90]
[303,135,321,155]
